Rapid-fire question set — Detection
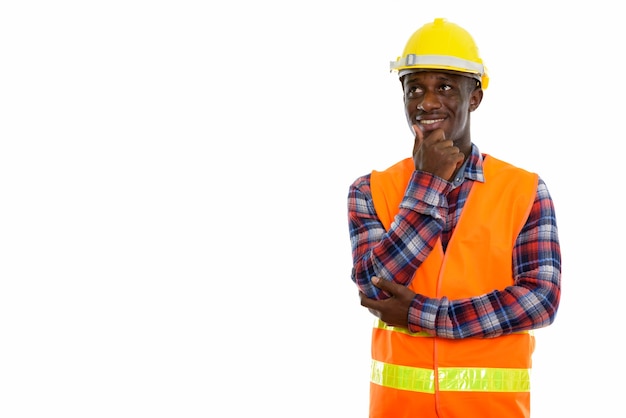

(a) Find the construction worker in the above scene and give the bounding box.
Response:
[347,18,561,417]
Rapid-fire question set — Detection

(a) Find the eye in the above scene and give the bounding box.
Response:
[439,84,453,92]
[406,85,423,98]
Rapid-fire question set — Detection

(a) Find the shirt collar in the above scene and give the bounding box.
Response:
[451,143,485,187]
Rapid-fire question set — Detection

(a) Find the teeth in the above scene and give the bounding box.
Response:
[420,119,444,125]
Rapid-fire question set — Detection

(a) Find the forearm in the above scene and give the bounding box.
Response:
[350,210,440,298]
[407,179,562,338]
[408,270,560,338]
[348,172,450,299]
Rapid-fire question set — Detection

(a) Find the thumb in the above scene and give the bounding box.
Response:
[372,276,400,299]
[372,276,393,292]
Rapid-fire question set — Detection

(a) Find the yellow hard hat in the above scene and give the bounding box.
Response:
[390,18,489,89]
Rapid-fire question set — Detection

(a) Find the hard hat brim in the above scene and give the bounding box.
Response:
[397,68,483,86]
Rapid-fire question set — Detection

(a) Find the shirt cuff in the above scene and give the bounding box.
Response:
[408,294,438,335]
[400,171,451,220]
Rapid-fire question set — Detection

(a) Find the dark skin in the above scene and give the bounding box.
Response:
[359,70,483,329]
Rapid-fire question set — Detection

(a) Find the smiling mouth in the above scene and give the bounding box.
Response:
[419,118,444,125]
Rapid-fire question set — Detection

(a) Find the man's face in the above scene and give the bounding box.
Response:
[402,71,482,153]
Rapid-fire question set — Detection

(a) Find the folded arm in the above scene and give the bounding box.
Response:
[348,171,451,299]
[356,179,561,339]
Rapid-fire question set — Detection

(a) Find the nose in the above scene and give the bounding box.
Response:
[417,91,441,112]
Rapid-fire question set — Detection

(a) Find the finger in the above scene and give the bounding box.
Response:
[412,123,424,141]
[429,128,446,144]
[412,123,424,154]
[368,308,381,319]
[454,154,465,169]
[359,291,377,309]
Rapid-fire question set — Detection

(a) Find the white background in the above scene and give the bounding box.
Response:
[0,1,623,417]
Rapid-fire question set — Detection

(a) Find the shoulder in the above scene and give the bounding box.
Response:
[483,154,535,176]
[482,154,539,186]
[348,173,372,197]
[372,157,414,176]
[349,157,413,192]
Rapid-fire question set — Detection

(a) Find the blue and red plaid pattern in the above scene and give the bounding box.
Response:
[347,144,561,338]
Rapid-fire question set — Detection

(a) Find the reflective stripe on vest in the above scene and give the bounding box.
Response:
[371,359,530,393]
[372,319,532,393]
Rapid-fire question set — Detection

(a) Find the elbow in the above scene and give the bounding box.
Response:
[351,269,382,299]
[540,286,561,327]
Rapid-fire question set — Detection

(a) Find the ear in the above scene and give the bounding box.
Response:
[469,88,483,112]
[400,77,407,103]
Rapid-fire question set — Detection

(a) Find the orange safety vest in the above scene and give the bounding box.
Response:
[369,155,539,418]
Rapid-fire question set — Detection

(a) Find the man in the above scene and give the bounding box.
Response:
[347,18,561,418]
